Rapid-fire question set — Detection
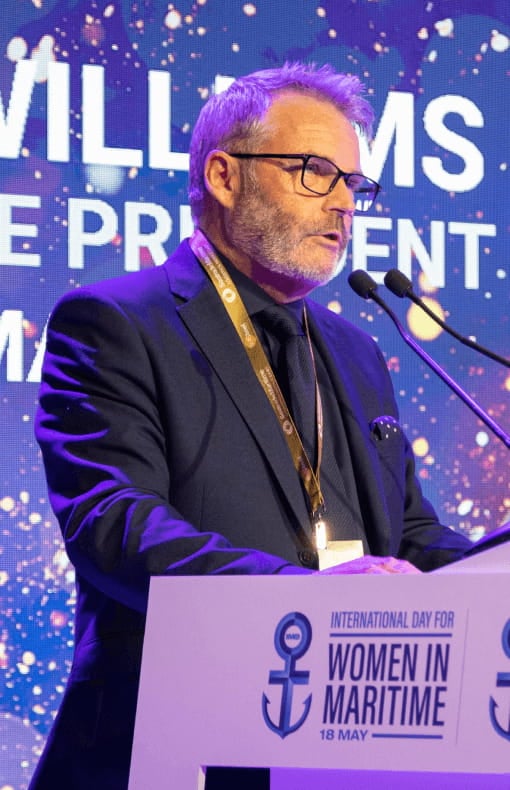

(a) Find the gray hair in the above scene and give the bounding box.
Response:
[188,61,374,223]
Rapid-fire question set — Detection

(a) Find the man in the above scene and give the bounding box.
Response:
[31,62,470,788]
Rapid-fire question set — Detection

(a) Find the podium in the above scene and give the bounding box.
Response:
[129,544,510,788]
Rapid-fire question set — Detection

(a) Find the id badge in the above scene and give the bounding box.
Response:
[317,540,364,570]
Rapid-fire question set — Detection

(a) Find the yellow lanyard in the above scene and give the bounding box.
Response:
[189,229,327,540]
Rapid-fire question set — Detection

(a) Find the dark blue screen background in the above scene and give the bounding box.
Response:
[0,1,508,785]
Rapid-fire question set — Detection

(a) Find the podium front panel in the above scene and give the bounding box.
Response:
[129,557,510,788]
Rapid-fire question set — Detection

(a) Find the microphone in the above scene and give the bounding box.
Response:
[347,270,510,450]
[383,269,510,368]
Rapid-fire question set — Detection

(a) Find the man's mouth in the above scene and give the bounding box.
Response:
[320,231,343,245]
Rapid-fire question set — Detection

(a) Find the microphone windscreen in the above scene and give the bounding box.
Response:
[348,270,378,300]
[384,269,413,298]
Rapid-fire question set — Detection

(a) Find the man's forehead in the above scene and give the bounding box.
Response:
[260,92,352,134]
[258,93,359,159]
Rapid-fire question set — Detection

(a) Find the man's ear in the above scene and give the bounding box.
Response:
[203,150,240,209]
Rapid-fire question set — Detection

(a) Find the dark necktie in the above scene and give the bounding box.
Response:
[257,303,317,464]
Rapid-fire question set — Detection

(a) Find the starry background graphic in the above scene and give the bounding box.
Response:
[0,1,509,786]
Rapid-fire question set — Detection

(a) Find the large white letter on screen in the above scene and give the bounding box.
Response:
[448,222,496,289]
[148,70,189,170]
[68,198,118,269]
[179,205,193,241]
[124,202,173,270]
[0,194,40,266]
[422,96,484,192]
[366,92,415,186]
[27,323,47,384]
[82,65,143,167]
[397,219,445,287]
[0,60,37,158]
[47,61,70,162]
[0,310,23,382]
[352,217,392,282]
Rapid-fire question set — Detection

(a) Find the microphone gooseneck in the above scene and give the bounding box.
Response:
[383,269,510,369]
[347,270,510,450]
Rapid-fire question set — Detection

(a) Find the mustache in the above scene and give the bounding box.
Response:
[307,224,349,243]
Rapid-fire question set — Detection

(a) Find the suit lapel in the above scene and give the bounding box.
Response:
[163,243,312,536]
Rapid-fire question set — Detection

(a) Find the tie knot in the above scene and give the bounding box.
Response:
[257,303,304,341]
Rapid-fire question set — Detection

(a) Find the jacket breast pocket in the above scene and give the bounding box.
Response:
[369,415,407,506]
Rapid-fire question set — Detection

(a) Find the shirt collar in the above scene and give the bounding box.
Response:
[215,248,305,327]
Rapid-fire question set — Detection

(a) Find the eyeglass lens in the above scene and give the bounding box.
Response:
[302,156,378,211]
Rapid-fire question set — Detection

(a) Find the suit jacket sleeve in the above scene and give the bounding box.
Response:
[308,302,471,571]
[367,344,472,570]
[36,287,308,615]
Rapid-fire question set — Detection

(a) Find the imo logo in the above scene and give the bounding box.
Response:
[222,287,236,303]
[489,618,510,741]
[262,611,312,739]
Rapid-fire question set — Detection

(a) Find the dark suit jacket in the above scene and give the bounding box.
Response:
[31,239,470,788]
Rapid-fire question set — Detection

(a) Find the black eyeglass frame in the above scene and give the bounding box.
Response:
[227,152,381,210]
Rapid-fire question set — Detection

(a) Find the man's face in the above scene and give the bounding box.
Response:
[224,92,361,301]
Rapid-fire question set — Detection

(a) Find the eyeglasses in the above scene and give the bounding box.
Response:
[228,153,381,212]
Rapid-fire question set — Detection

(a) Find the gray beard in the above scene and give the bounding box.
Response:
[226,191,348,287]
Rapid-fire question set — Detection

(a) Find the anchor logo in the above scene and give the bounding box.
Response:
[262,611,312,739]
[489,618,510,741]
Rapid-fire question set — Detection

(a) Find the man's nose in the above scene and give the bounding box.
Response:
[323,176,356,214]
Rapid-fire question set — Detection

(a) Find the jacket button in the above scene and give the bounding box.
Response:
[298,551,318,569]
